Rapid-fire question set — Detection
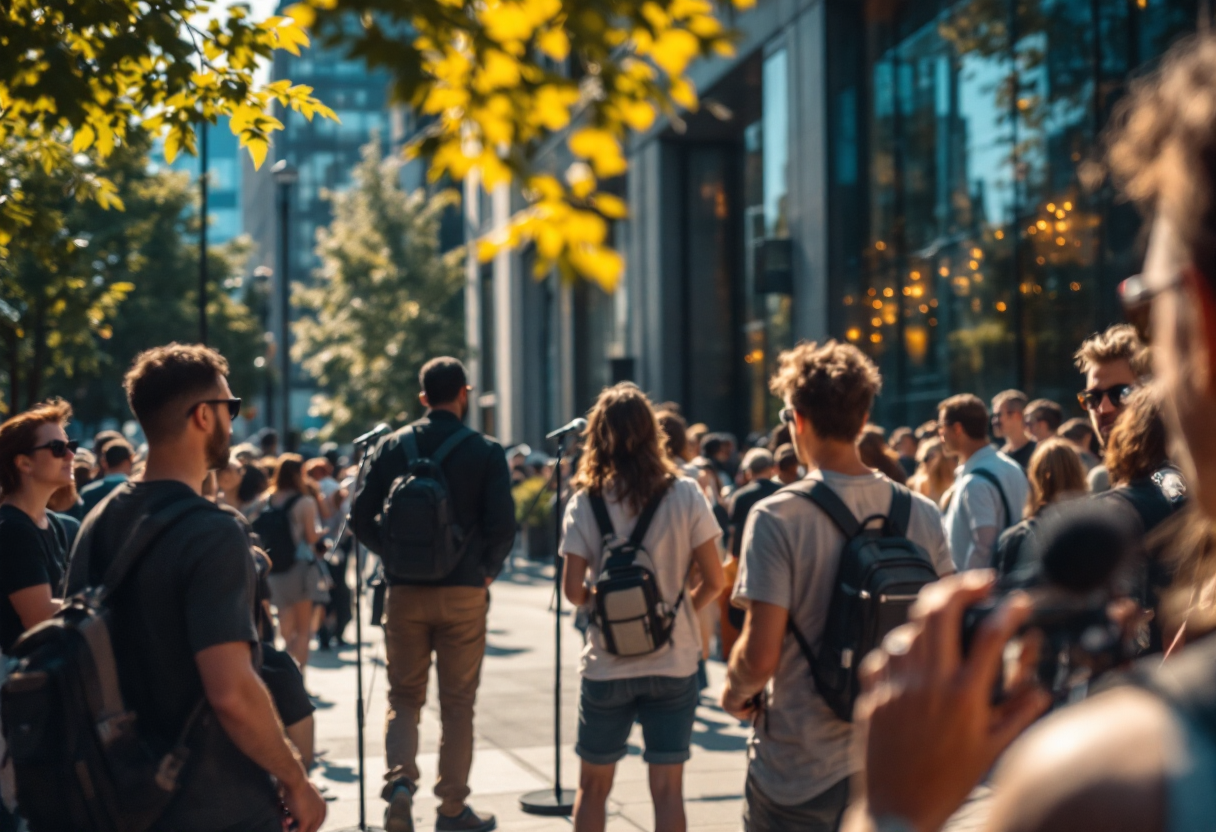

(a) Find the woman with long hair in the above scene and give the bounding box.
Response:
[994,437,1088,575]
[907,437,957,507]
[857,425,908,485]
[561,383,726,832]
[264,453,327,674]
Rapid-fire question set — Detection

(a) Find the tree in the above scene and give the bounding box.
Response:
[0,0,335,251]
[0,133,266,423]
[294,141,465,441]
[293,0,748,289]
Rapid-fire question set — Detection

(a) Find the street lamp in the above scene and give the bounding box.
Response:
[252,265,276,430]
[272,159,299,441]
[199,120,209,345]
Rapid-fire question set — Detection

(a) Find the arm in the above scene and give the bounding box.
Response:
[478,444,517,584]
[196,643,326,832]
[966,526,999,571]
[688,537,725,611]
[296,497,323,546]
[720,600,788,719]
[9,584,60,631]
[962,481,1001,571]
[563,553,590,606]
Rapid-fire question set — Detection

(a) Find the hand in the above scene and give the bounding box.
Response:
[719,682,760,722]
[853,571,1051,832]
[282,776,327,832]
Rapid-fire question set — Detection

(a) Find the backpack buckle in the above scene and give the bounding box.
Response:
[155,750,188,791]
[95,711,136,746]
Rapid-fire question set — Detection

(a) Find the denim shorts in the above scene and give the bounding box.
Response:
[575,674,699,765]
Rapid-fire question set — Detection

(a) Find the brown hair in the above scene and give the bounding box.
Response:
[1104,387,1169,486]
[992,390,1029,413]
[938,394,989,441]
[1108,33,1216,284]
[655,409,688,460]
[572,383,678,514]
[1025,438,1087,517]
[124,343,230,442]
[858,425,908,484]
[1059,417,1095,444]
[769,340,881,442]
[0,399,73,494]
[271,453,307,495]
[1073,324,1151,377]
[1026,399,1064,433]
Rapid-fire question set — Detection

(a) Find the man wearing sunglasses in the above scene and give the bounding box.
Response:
[65,344,325,832]
[1073,324,1151,493]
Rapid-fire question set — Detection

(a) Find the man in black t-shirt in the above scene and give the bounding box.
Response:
[67,343,325,832]
[726,448,781,562]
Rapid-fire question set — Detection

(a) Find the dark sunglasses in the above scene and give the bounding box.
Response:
[1119,271,1183,345]
[779,406,795,426]
[189,398,242,419]
[1077,384,1134,411]
[27,439,80,458]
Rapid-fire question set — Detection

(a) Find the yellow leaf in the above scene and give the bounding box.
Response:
[475,50,521,92]
[567,245,623,291]
[566,162,596,198]
[670,77,699,110]
[481,3,534,43]
[164,125,183,163]
[477,239,497,262]
[532,85,578,130]
[244,136,269,169]
[285,3,316,28]
[537,28,569,61]
[592,193,628,219]
[650,29,699,76]
[619,100,655,131]
[537,224,563,260]
[71,124,95,153]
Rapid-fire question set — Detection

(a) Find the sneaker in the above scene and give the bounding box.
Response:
[435,806,496,832]
[382,781,416,832]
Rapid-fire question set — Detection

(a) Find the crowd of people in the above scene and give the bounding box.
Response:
[5,29,1216,832]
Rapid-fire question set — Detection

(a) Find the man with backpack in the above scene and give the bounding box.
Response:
[351,357,515,832]
[6,344,325,832]
[937,394,1029,572]
[720,341,953,832]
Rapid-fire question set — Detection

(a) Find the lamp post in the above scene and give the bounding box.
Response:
[199,120,209,345]
[272,160,299,441]
[252,265,276,431]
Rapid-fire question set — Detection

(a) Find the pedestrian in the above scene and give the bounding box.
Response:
[889,427,918,477]
[906,437,956,508]
[937,394,1029,571]
[721,341,953,832]
[352,356,515,832]
[78,437,134,515]
[1059,416,1102,472]
[991,390,1037,470]
[258,427,280,459]
[857,425,908,484]
[773,443,800,484]
[64,343,325,832]
[656,409,703,481]
[1024,398,1063,443]
[721,448,780,659]
[1075,323,1152,492]
[992,437,1088,576]
[559,382,725,832]
[1101,386,1186,530]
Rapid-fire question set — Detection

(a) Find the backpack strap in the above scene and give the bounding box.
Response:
[400,426,420,466]
[588,493,615,543]
[886,484,913,537]
[95,497,216,605]
[432,426,476,464]
[628,479,673,550]
[971,468,1013,531]
[784,479,862,539]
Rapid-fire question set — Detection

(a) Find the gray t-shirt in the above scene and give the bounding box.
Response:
[562,476,720,681]
[733,469,953,806]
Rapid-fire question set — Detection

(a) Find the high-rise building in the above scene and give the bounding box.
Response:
[151,116,243,244]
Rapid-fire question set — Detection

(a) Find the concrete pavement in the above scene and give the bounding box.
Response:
[308,556,750,832]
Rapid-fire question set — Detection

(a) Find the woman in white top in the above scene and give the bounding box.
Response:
[561,383,726,832]
[264,454,324,673]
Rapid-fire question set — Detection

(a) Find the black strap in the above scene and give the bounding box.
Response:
[97,497,215,605]
[400,427,420,466]
[887,484,913,537]
[589,493,615,542]
[629,482,671,549]
[971,468,1014,531]
[784,480,862,538]
[399,425,475,467]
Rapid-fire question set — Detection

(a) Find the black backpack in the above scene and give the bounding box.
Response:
[250,493,302,573]
[1,497,211,832]
[379,425,475,582]
[588,482,683,657]
[785,480,939,721]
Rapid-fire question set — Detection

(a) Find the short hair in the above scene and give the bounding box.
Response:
[0,399,73,494]
[1059,417,1095,443]
[258,429,279,452]
[938,394,989,441]
[124,344,230,442]
[992,389,1029,413]
[1073,324,1151,377]
[742,448,775,476]
[700,434,724,458]
[890,427,914,447]
[101,439,133,469]
[915,420,938,440]
[237,463,269,504]
[655,409,688,459]
[775,443,798,469]
[420,356,468,405]
[769,340,882,442]
[92,429,124,459]
[1025,399,1063,432]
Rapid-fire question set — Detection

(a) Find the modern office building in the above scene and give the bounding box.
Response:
[150,115,243,244]
[469,0,1202,448]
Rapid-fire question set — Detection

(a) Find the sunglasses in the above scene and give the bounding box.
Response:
[1119,270,1183,345]
[28,439,80,458]
[1077,384,1134,411]
[779,406,796,426]
[189,398,242,419]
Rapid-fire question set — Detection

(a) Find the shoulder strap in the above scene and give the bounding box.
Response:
[628,479,673,549]
[971,468,1014,530]
[588,493,615,541]
[96,497,215,605]
[784,479,862,539]
[887,484,913,537]
[400,426,420,466]
[432,426,476,464]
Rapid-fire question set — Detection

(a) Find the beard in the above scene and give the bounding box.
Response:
[205,417,232,471]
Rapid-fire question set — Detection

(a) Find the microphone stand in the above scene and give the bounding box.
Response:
[332,432,385,832]
[519,431,576,816]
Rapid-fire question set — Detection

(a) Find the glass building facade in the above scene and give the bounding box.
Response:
[825,0,1199,426]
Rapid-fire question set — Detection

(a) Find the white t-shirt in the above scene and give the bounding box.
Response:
[561,476,720,681]
[733,469,953,806]
[943,445,1031,571]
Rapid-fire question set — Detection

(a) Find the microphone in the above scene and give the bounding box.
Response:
[546,418,587,440]
[1034,498,1141,594]
[352,423,391,447]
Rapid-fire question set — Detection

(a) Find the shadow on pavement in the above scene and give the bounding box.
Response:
[690,711,749,753]
[486,642,531,658]
[318,759,358,783]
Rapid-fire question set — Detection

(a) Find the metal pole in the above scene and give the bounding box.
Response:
[553,435,563,802]
[199,121,209,345]
[279,184,292,439]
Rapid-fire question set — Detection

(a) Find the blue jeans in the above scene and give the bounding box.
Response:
[576,674,699,765]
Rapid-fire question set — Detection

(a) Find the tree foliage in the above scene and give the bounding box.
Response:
[293,0,748,289]
[0,0,336,252]
[294,141,466,442]
[0,134,265,424]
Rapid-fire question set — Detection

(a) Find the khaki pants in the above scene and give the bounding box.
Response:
[383,584,488,814]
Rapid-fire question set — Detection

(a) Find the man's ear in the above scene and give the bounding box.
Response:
[1184,264,1216,398]
[419,391,430,409]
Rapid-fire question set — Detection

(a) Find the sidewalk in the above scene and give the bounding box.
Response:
[309,558,750,832]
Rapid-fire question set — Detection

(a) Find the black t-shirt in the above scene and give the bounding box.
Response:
[67,481,278,832]
[0,505,69,652]
[728,478,782,560]
[1007,440,1038,471]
